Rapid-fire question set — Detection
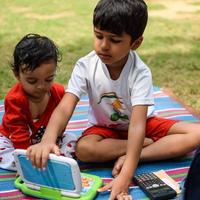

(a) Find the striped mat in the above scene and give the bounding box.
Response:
[0,87,199,199]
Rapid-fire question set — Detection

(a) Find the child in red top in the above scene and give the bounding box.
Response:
[0,34,77,170]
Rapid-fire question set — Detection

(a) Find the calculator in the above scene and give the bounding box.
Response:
[133,172,177,200]
[13,149,102,200]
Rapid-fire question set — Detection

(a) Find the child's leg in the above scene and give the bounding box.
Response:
[112,120,200,177]
[76,126,153,162]
[0,134,16,171]
[76,134,127,162]
[60,132,78,158]
[143,137,154,147]
[141,121,200,161]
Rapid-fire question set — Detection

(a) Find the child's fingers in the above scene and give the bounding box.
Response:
[116,192,132,200]
[26,144,61,169]
[40,145,60,168]
[32,149,42,169]
[27,145,44,168]
[98,181,113,192]
[26,147,37,167]
[53,145,61,156]
[41,150,50,169]
[26,146,32,159]
[109,190,117,200]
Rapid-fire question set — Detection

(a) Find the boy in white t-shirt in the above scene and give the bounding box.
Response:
[27,0,200,199]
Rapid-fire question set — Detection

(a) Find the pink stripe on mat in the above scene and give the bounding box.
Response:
[66,126,87,130]
[0,190,37,199]
[166,167,189,175]
[76,101,89,106]
[67,119,88,124]
[154,94,168,98]
[156,109,190,114]
[162,114,193,119]
[0,190,23,197]
[166,167,189,182]
[0,174,16,179]
[156,111,191,116]
[73,110,88,114]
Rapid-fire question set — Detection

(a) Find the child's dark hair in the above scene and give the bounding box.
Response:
[12,33,61,76]
[93,0,148,42]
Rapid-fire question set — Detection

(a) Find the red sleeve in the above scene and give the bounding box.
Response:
[3,96,31,149]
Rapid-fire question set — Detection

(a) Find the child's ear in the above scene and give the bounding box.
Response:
[131,36,143,50]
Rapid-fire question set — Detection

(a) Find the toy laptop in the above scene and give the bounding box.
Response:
[13,149,102,200]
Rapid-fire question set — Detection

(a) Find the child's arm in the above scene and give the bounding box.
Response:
[2,97,35,149]
[99,105,148,200]
[27,92,79,169]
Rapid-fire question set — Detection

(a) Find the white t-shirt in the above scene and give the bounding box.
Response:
[66,50,154,130]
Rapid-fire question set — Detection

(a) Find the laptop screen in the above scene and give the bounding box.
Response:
[18,155,76,191]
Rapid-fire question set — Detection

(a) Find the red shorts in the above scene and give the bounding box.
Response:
[81,117,178,142]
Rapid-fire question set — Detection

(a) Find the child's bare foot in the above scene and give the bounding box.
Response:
[112,138,154,177]
[112,155,126,177]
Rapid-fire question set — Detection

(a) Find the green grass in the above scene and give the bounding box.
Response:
[148,3,166,10]
[0,0,97,97]
[0,0,200,111]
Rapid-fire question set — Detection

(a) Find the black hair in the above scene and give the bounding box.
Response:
[12,33,61,76]
[93,0,148,42]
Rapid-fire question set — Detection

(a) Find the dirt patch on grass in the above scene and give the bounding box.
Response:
[9,6,31,13]
[9,1,200,20]
[9,5,74,20]
[25,12,74,20]
[149,0,200,20]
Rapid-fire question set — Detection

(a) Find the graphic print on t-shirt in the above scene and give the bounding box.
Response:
[98,92,129,121]
[31,125,46,144]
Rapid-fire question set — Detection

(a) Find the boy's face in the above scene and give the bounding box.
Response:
[94,27,137,69]
[17,60,56,102]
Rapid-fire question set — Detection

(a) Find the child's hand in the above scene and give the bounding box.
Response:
[116,192,132,200]
[26,142,60,169]
[98,174,132,200]
[112,138,153,177]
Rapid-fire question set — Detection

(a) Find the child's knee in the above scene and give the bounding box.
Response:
[187,124,200,142]
[76,138,96,161]
[76,138,88,153]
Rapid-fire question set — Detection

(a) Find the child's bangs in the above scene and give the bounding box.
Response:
[93,12,125,35]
